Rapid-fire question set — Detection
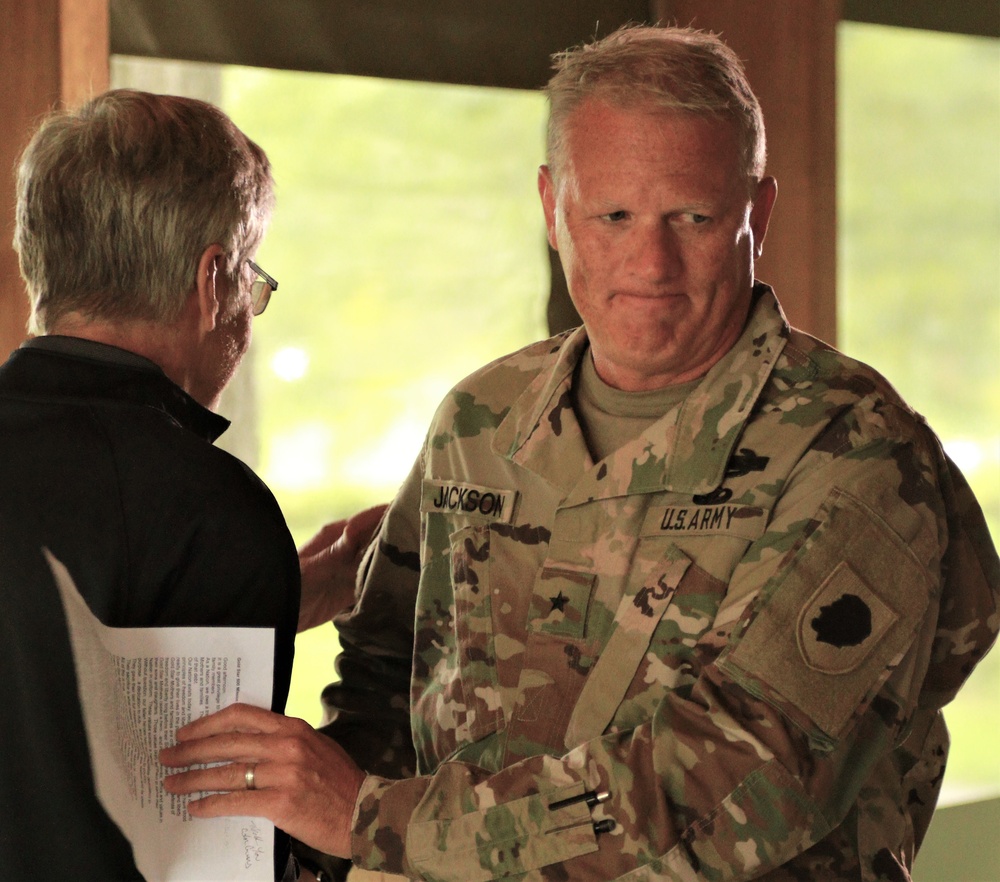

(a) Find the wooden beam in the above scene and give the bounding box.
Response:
[654,0,840,343]
[0,0,109,358]
[60,0,111,106]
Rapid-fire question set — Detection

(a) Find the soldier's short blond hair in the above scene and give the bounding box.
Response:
[545,25,766,188]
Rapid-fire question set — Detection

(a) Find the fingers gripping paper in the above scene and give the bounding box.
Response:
[46,548,276,882]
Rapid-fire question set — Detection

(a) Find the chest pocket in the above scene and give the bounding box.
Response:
[412,522,505,772]
[563,540,693,749]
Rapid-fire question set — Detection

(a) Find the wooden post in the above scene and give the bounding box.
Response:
[0,0,109,357]
[652,0,840,343]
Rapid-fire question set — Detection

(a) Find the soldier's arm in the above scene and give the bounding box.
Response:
[318,453,424,780]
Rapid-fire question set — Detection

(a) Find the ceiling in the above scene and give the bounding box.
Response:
[109,0,999,90]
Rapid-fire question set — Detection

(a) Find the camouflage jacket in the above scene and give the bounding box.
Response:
[322,286,999,881]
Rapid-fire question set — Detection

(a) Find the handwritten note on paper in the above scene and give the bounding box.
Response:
[47,548,276,882]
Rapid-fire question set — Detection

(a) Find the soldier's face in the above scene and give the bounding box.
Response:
[539,99,776,391]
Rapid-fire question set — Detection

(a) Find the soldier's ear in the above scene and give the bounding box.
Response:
[750,177,777,259]
[538,165,559,252]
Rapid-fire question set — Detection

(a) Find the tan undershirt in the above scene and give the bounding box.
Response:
[573,348,699,462]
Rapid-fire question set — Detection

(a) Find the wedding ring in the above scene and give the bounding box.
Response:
[245,763,257,791]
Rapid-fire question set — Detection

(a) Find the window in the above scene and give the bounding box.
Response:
[838,23,1000,802]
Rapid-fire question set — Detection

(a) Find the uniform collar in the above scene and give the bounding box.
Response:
[493,284,789,499]
[666,284,790,494]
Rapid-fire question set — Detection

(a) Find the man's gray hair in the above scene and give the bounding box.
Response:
[14,89,275,334]
[545,25,766,186]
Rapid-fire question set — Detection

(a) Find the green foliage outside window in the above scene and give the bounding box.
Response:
[838,24,999,802]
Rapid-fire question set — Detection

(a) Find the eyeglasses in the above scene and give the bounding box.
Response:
[248,260,278,316]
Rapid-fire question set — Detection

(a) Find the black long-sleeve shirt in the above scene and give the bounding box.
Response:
[0,337,299,881]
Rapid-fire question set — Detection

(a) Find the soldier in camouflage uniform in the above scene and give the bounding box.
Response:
[162,24,999,882]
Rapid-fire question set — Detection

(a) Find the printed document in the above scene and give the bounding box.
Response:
[48,548,276,882]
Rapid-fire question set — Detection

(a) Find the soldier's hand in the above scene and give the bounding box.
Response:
[297,504,387,632]
[160,704,364,859]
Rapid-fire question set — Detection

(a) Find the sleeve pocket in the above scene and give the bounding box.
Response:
[719,487,932,741]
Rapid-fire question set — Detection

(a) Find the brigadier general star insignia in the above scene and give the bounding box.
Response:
[550,591,570,613]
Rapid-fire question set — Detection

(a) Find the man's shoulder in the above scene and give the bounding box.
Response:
[427,330,577,431]
[23,388,284,533]
[118,405,285,522]
[453,331,576,394]
[771,328,927,436]
[747,290,919,422]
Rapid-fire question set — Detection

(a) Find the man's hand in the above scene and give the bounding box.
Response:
[297,504,387,632]
[160,704,364,859]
